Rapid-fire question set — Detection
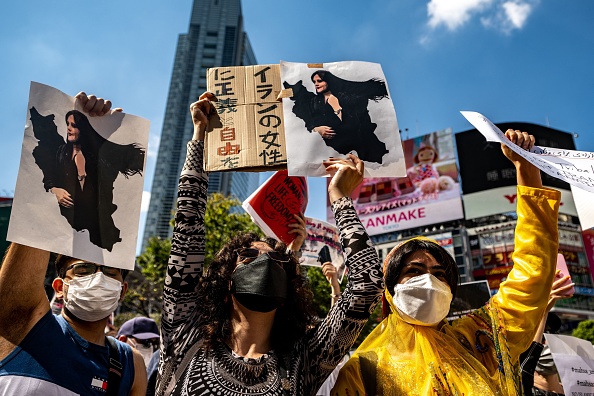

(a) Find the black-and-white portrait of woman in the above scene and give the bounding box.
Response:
[30,108,144,251]
[281,61,405,177]
[8,82,149,269]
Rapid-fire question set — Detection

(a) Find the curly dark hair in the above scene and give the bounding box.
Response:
[196,232,316,354]
[384,239,459,298]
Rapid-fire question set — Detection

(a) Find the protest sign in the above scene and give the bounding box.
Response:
[571,184,594,230]
[300,217,346,283]
[281,61,406,178]
[461,111,594,193]
[447,280,491,321]
[205,64,287,171]
[8,82,148,270]
[455,124,578,220]
[242,170,308,245]
[544,334,594,395]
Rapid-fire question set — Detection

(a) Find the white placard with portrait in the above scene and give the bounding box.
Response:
[8,82,149,270]
[281,61,406,178]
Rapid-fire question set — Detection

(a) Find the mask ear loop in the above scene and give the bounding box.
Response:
[59,278,71,303]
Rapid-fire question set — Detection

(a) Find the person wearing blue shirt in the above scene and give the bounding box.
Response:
[0,94,147,396]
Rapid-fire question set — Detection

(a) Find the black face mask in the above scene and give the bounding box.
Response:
[231,253,288,313]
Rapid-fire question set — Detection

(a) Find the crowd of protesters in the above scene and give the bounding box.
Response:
[0,91,574,396]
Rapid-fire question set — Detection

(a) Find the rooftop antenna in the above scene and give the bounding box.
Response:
[545,116,550,127]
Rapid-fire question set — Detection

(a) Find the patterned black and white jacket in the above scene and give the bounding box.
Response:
[156,140,384,396]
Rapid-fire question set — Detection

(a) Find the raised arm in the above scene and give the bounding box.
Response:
[160,93,215,350]
[299,155,384,394]
[519,271,573,394]
[491,129,561,360]
[0,244,51,359]
[534,272,574,344]
[1,93,115,360]
[322,262,342,307]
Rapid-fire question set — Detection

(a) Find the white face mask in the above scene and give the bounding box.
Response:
[128,338,155,366]
[393,273,453,326]
[63,272,122,322]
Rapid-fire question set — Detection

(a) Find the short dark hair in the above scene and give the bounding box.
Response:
[384,239,459,298]
[55,254,129,280]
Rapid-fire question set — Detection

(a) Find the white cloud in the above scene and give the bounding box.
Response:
[503,1,533,29]
[426,0,537,34]
[427,0,494,31]
[141,191,151,212]
[481,0,535,34]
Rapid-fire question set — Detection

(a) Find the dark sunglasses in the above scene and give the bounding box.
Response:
[234,248,291,264]
[65,262,122,278]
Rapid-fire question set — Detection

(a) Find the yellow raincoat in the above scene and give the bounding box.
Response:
[332,185,560,396]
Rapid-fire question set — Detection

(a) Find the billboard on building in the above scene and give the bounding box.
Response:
[456,123,577,219]
[327,129,464,236]
[469,221,593,296]
[468,222,516,290]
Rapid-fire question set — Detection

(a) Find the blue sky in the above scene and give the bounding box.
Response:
[1,0,593,253]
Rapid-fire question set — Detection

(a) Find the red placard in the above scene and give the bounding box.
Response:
[243,170,308,244]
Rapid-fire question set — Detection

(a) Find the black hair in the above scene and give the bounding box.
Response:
[384,239,459,297]
[64,110,144,178]
[310,70,388,101]
[55,254,129,280]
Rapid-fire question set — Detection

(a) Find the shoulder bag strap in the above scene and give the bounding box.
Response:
[106,337,124,396]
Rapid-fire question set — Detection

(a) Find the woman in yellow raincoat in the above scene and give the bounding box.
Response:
[332,130,561,395]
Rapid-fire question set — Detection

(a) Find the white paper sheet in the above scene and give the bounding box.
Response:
[461,111,594,231]
[281,61,406,178]
[300,217,346,283]
[544,334,594,395]
[461,111,594,193]
[7,82,149,270]
[571,184,594,230]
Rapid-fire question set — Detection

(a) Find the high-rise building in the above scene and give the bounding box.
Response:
[143,0,258,247]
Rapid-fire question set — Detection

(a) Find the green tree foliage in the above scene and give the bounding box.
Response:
[124,193,262,317]
[306,266,335,318]
[122,236,171,317]
[204,193,263,267]
[572,319,594,343]
[305,265,383,348]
